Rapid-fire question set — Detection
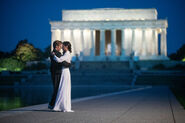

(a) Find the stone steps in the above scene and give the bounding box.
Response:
[26,70,134,85]
[71,61,130,70]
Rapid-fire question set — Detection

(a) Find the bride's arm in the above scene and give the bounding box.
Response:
[53,54,68,63]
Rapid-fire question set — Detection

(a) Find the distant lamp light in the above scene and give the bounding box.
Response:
[157,28,162,33]
[105,19,110,21]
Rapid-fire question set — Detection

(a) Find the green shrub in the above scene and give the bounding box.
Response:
[0,57,25,72]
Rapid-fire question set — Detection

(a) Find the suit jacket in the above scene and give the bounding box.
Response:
[50,49,71,74]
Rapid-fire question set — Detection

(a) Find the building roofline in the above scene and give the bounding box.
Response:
[61,8,157,11]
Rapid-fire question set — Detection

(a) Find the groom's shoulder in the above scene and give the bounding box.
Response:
[50,51,54,59]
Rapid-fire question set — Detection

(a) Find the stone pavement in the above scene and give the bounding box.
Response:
[0,86,185,123]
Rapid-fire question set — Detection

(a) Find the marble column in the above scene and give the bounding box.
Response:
[80,30,85,52]
[131,29,135,55]
[90,30,95,57]
[51,30,55,51]
[160,29,167,56]
[152,29,156,56]
[51,29,61,51]
[141,29,146,56]
[155,31,159,55]
[70,29,75,56]
[61,30,64,41]
[121,29,125,57]
[100,30,105,57]
[111,29,116,56]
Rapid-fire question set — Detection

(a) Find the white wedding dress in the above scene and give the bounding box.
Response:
[53,51,73,112]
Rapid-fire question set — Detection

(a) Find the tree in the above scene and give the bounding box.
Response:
[35,48,44,61]
[176,44,185,60]
[169,44,185,61]
[43,45,51,58]
[14,39,38,62]
[0,39,48,72]
[169,53,178,60]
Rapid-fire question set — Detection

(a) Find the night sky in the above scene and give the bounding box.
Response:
[0,0,185,54]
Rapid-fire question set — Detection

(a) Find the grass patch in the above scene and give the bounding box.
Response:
[171,87,185,109]
[0,97,22,111]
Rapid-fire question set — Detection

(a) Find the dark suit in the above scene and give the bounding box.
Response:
[49,49,71,107]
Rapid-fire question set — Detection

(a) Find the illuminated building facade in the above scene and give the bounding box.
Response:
[50,8,168,61]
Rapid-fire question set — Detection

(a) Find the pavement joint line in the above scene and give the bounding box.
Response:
[72,86,152,103]
[168,91,176,123]
[0,86,152,118]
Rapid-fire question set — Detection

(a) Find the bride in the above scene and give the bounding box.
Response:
[52,41,74,112]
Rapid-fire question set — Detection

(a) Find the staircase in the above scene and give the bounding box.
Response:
[71,70,133,86]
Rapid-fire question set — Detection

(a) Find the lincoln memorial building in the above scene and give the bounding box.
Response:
[50,8,168,61]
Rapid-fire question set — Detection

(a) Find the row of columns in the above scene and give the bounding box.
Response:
[51,28,167,58]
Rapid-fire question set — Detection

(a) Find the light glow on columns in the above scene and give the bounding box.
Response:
[63,29,71,41]
[54,29,61,40]
[133,29,142,56]
[73,29,82,55]
[145,29,153,55]
[157,28,162,33]
[83,29,91,56]
[51,29,61,51]
[124,28,132,56]
[63,29,75,56]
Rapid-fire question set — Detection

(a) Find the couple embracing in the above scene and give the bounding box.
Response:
[48,40,74,112]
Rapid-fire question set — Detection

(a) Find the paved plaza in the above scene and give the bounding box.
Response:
[0,86,185,123]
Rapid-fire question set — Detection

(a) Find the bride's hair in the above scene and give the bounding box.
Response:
[63,41,72,53]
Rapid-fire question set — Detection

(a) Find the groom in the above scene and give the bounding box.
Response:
[48,40,71,109]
